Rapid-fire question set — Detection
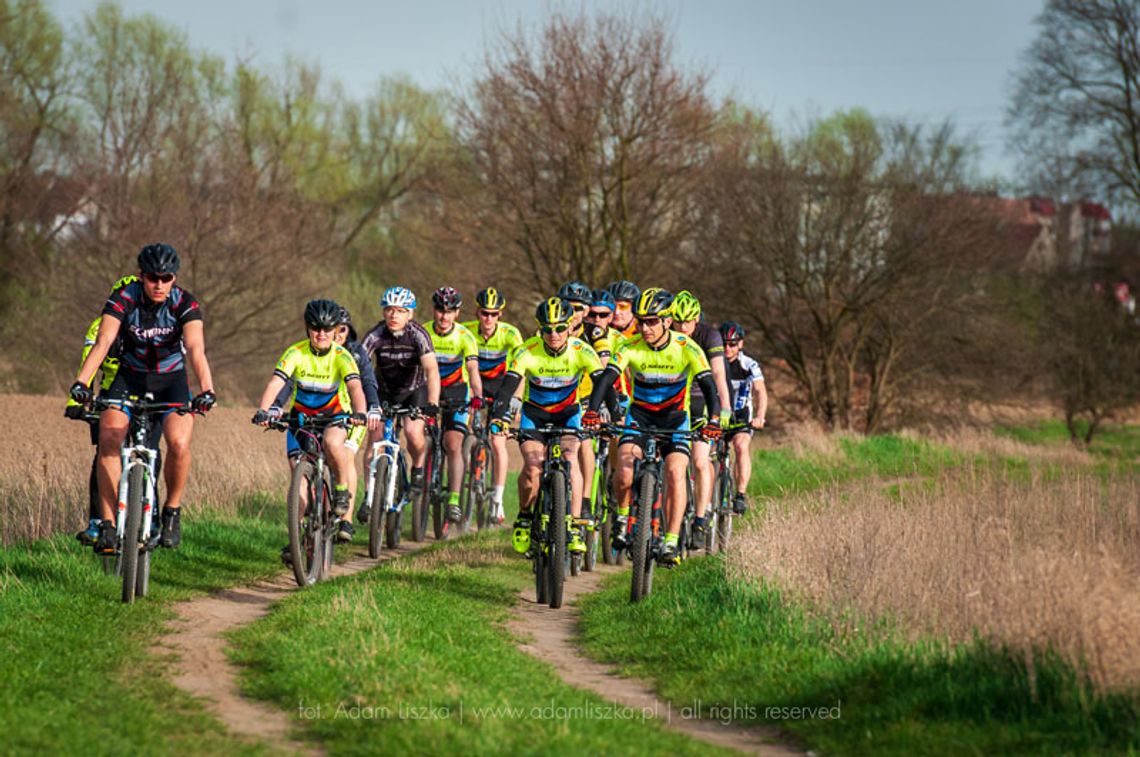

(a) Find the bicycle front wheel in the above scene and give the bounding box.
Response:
[547,469,567,609]
[120,465,145,604]
[287,460,323,587]
[630,470,656,603]
[368,457,389,559]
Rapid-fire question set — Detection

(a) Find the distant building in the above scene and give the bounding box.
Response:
[975,195,1111,274]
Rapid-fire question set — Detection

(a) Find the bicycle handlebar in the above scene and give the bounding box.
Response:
[93,396,199,416]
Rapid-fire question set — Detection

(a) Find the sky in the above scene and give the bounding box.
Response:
[44,0,1045,185]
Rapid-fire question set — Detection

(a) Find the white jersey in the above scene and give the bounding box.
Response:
[726,353,764,418]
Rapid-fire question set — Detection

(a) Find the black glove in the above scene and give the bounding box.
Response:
[64,404,86,420]
[69,381,92,404]
[421,403,440,418]
[350,412,367,426]
[252,409,270,426]
[192,390,216,413]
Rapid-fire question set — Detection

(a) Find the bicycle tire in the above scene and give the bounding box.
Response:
[716,452,734,553]
[136,505,152,598]
[320,475,335,580]
[548,469,568,609]
[368,456,389,559]
[120,464,145,603]
[630,469,655,603]
[103,554,121,577]
[533,509,548,605]
[471,442,490,530]
[412,442,431,542]
[287,460,323,587]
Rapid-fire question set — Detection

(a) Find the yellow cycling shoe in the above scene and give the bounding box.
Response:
[567,515,586,553]
[512,515,532,554]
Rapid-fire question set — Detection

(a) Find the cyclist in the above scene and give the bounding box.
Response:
[426,286,482,525]
[720,320,768,514]
[69,244,216,554]
[462,287,524,524]
[583,287,723,566]
[560,280,611,523]
[605,279,641,339]
[66,275,152,545]
[491,297,605,556]
[669,290,732,547]
[358,286,441,521]
[253,300,371,547]
[267,306,382,542]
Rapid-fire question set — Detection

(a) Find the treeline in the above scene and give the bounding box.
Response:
[2,1,1137,435]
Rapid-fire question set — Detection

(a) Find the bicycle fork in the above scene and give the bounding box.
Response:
[116,445,159,547]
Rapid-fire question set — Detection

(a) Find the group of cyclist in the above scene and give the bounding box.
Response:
[67,244,768,570]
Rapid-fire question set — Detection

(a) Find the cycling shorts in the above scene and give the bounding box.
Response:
[617,407,691,458]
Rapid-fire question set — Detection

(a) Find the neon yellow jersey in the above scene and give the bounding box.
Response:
[613,332,710,416]
[427,321,479,389]
[67,317,121,409]
[273,340,360,416]
[573,322,615,400]
[461,320,524,382]
[507,336,602,415]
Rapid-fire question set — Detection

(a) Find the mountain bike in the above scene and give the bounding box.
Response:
[508,424,581,609]
[577,431,611,574]
[422,398,470,541]
[705,428,739,554]
[93,395,197,603]
[264,413,355,587]
[605,423,698,603]
[460,404,493,532]
[362,405,417,557]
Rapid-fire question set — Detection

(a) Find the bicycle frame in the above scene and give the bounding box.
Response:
[364,408,410,516]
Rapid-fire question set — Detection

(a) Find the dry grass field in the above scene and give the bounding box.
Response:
[0,394,284,544]
[730,446,1140,690]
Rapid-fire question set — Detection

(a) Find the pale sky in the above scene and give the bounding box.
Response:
[45,0,1045,184]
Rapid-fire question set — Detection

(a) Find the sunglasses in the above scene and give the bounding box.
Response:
[585,310,612,319]
[636,316,662,328]
[540,324,570,334]
[477,310,501,319]
[725,339,743,346]
[615,301,633,312]
[143,272,175,284]
[570,303,588,313]
[308,325,336,334]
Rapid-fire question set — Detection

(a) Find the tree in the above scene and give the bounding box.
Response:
[700,109,996,432]
[1008,0,1140,208]
[451,10,717,298]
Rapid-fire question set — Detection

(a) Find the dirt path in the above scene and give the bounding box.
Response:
[509,565,799,755]
[167,540,428,755]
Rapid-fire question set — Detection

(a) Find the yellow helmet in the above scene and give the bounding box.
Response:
[633,287,674,318]
[476,287,507,310]
[670,290,701,322]
[534,297,572,327]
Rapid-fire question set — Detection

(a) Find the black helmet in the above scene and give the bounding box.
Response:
[138,243,180,275]
[432,286,462,310]
[304,299,342,330]
[720,320,746,342]
[338,306,357,341]
[606,279,641,303]
[475,287,507,310]
[557,281,592,305]
[633,287,674,318]
[534,297,573,327]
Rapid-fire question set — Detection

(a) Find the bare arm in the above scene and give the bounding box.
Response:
[258,375,288,412]
[182,320,214,394]
[710,354,731,418]
[75,315,122,387]
[752,378,768,429]
[347,376,367,415]
[420,353,440,405]
[467,357,483,400]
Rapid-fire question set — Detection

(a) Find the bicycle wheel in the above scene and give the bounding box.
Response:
[412,442,431,542]
[368,457,388,558]
[320,476,335,580]
[533,508,548,605]
[630,469,655,603]
[431,444,446,540]
[287,460,323,587]
[385,453,406,549]
[715,453,734,553]
[120,465,145,603]
[136,504,152,598]
[471,443,490,530]
[547,469,567,609]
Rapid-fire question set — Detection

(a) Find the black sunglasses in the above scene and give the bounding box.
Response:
[143,272,175,284]
[540,324,570,334]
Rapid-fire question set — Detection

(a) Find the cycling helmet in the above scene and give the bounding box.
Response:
[432,286,462,310]
[720,320,746,342]
[534,297,573,327]
[606,279,641,303]
[381,286,416,309]
[557,280,592,305]
[633,287,674,318]
[304,299,342,330]
[111,274,139,292]
[475,287,507,310]
[591,288,615,311]
[137,243,180,275]
[670,290,701,322]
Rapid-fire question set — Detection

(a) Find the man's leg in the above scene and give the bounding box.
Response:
[444,428,466,521]
[512,440,544,554]
[732,432,752,514]
[159,411,195,548]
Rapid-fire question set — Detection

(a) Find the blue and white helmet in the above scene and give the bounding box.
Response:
[381,286,417,309]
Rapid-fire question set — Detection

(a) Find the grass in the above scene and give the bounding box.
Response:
[578,558,1140,755]
[227,529,731,755]
[996,419,1140,461]
[0,495,286,754]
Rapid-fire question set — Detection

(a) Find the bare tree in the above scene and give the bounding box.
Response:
[451,10,717,297]
[702,109,996,432]
[1008,0,1140,208]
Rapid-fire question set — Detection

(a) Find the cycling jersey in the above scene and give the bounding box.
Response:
[426,321,479,392]
[612,332,711,419]
[273,340,361,416]
[506,336,602,416]
[360,321,435,399]
[686,321,724,409]
[67,318,123,412]
[102,281,201,374]
[272,340,380,413]
[461,320,524,389]
[726,352,765,420]
[574,321,616,400]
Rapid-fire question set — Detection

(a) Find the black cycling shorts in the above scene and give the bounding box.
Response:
[105,369,191,413]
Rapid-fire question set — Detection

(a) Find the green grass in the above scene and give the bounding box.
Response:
[578,558,1140,756]
[228,529,732,755]
[0,495,288,754]
[997,420,1140,460]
